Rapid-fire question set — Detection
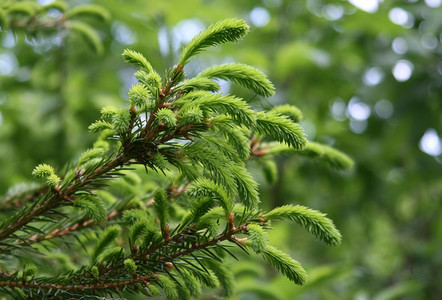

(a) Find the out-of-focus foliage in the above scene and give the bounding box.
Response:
[0,0,440,299]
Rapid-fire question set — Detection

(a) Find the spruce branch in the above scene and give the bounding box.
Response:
[65,4,110,21]
[3,182,188,251]
[0,17,348,299]
[0,153,126,243]
[298,142,354,170]
[0,274,154,292]
[250,140,354,172]
[3,2,109,54]
[26,210,119,247]
[178,18,249,65]
[1,185,48,209]
[255,111,307,149]
[197,63,275,97]
[261,246,308,285]
[264,204,342,245]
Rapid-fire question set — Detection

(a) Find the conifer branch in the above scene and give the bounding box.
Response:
[2,2,109,54]
[0,274,153,291]
[178,18,249,65]
[166,216,247,261]
[0,17,347,298]
[8,182,189,250]
[26,210,119,246]
[264,204,342,245]
[0,153,126,243]
[197,63,275,97]
[1,185,48,209]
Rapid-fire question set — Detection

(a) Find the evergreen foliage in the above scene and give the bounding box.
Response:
[74,195,107,222]
[0,14,352,299]
[270,104,303,123]
[265,205,342,245]
[197,63,275,97]
[65,4,110,21]
[122,49,154,74]
[178,18,249,65]
[255,111,307,149]
[66,21,104,54]
[247,223,268,253]
[299,142,355,170]
[261,246,308,285]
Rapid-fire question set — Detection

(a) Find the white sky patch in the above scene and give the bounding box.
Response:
[250,7,271,27]
[421,33,438,50]
[300,120,316,140]
[330,99,347,121]
[46,8,63,19]
[111,21,137,45]
[214,79,231,95]
[392,37,408,54]
[323,4,344,21]
[425,0,441,7]
[348,0,380,13]
[158,26,170,57]
[347,97,371,121]
[172,19,205,52]
[388,7,414,28]
[392,60,414,82]
[37,0,55,4]
[0,52,18,76]
[363,67,384,86]
[350,119,368,134]
[374,99,394,119]
[2,31,16,48]
[311,49,331,68]
[119,68,138,99]
[419,129,442,156]
[16,67,31,82]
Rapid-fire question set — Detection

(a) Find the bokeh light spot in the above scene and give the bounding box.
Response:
[347,97,371,121]
[419,129,442,156]
[2,31,16,49]
[388,7,414,28]
[330,99,347,121]
[425,0,441,7]
[111,21,137,45]
[250,7,271,27]
[363,67,384,86]
[158,26,170,56]
[421,33,438,50]
[392,60,413,82]
[392,37,408,54]
[300,120,316,140]
[374,99,394,119]
[323,4,344,21]
[37,0,55,4]
[0,52,18,76]
[348,0,379,13]
[172,19,205,51]
[350,119,368,134]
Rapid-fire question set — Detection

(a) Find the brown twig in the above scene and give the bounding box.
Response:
[0,274,152,291]
[1,186,48,209]
[167,213,247,261]
[27,210,119,245]
[0,154,127,243]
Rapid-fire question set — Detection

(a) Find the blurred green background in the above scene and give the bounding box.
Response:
[0,0,441,299]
